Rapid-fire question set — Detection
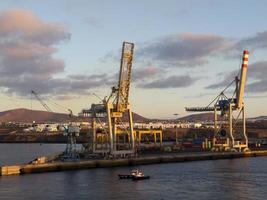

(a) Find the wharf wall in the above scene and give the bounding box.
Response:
[1,150,267,176]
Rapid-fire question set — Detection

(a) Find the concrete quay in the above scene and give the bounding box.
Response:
[1,150,267,176]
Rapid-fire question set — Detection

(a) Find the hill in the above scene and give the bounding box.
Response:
[178,113,267,123]
[177,112,215,122]
[0,108,71,123]
[248,116,267,121]
[0,108,148,123]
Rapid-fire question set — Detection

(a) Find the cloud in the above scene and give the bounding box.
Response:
[204,31,267,92]
[247,61,267,81]
[102,31,267,70]
[137,33,232,67]
[2,10,267,98]
[64,74,115,92]
[0,9,72,96]
[236,31,267,50]
[138,75,196,89]
[132,66,162,81]
[205,70,238,90]
[100,31,267,92]
[0,73,115,97]
[0,9,70,45]
[205,61,267,93]
[246,61,267,93]
[132,66,197,89]
[247,80,267,93]
[0,10,117,98]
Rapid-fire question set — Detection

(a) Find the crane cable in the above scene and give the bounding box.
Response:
[206,53,244,108]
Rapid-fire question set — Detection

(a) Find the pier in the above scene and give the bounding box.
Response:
[1,150,267,176]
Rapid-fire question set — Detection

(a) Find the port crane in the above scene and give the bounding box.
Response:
[31,90,53,112]
[31,90,79,158]
[81,42,135,157]
[186,50,250,152]
[31,90,74,117]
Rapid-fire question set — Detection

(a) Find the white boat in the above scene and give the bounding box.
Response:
[118,169,150,180]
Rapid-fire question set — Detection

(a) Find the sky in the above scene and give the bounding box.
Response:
[0,0,267,118]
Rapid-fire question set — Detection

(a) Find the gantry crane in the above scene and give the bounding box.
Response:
[186,50,250,152]
[81,42,135,157]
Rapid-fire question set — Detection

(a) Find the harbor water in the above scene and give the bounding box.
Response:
[0,143,267,200]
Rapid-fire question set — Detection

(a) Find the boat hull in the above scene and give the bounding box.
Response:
[132,176,150,180]
[118,174,134,179]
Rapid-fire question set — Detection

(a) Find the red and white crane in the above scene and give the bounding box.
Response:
[186,50,250,152]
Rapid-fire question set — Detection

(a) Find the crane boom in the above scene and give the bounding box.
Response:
[31,90,53,112]
[116,42,134,112]
[185,107,215,112]
[236,50,249,109]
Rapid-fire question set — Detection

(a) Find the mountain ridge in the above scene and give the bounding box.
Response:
[0,108,265,123]
[0,108,148,123]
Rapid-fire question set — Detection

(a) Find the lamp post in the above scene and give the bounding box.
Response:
[173,114,179,144]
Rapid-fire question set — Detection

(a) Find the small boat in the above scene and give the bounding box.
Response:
[118,169,139,179]
[118,169,150,180]
[132,171,150,180]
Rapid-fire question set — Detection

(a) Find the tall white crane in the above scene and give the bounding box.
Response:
[186,50,250,152]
